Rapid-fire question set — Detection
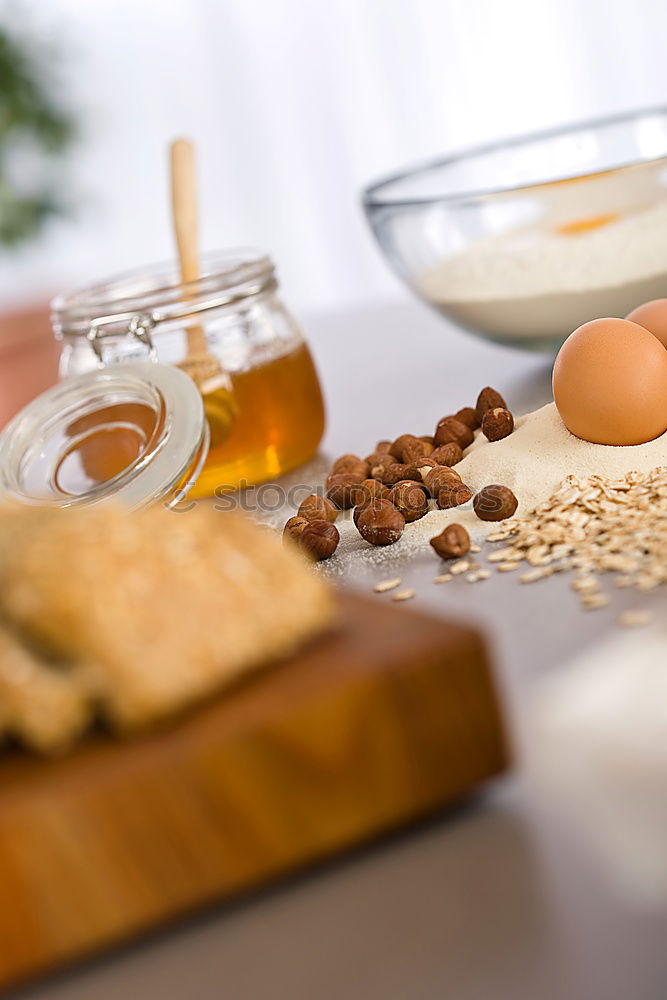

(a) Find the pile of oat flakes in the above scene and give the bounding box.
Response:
[377,466,667,627]
[486,465,667,603]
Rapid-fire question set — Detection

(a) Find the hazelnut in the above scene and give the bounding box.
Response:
[454,407,480,431]
[430,523,470,559]
[419,435,435,447]
[473,484,518,521]
[365,450,391,467]
[436,483,473,509]
[368,452,397,479]
[297,494,338,523]
[434,416,474,450]
[358,478,391,503]
[402,438,432,463]
[357,502,406,546]
[326,471,367,509]
[415,457,438,480]
[299,520,340,560]
[331,453,369,475]
[389,434,421,461]
[482,407,514,442]
[376,439,392,453]
[475,386,507,423]
[430,442,463,467]
[353,496,395,528]
[283,516,309,543]
[381,462,423,486]
[423,465,462,497]
[424,465,461,496]
[389,480,429,522]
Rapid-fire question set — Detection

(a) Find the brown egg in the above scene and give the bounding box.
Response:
[552,317,667,445]
[625,299,667,350]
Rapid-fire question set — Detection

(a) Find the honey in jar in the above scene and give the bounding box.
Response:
[193,341,323,496]
[53,250,326,494]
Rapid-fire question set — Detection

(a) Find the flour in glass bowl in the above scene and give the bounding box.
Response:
[418,199,667,342]
[319,402,667,576]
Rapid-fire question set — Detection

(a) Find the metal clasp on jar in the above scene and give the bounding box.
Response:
[86,312,158,366]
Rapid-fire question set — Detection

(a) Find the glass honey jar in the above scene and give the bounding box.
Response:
[52,250,326,497]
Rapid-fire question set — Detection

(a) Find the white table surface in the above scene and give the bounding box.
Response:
[15,299,667,1000]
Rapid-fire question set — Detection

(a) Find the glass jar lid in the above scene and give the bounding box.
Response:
[0,362,209,510]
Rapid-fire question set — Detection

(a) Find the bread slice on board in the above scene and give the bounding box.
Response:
[0,625,91,753]
[0,505,333,737]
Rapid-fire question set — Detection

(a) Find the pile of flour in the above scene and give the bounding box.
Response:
[417,199,667,340]
[326,403,667,573]
[420,200,667,303]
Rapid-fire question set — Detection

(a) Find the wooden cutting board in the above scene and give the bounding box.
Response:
[0,591,508,991]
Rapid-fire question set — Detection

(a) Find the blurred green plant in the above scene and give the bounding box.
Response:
[0,23,74,248]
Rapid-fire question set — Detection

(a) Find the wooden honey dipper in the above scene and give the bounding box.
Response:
[170,138,236,447]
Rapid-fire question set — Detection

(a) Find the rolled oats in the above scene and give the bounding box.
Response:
[373,577,402,593]
[618,610,653,627]
[484,468,667,613]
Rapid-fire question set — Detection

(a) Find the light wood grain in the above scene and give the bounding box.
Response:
[168,139,236,447]
[170,137,207,357]
[0,592,508,991]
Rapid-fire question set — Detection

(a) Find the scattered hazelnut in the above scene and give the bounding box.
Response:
[358,478,391,503]
[430,442,463,467]
[434,417,474,450]
[436,483,473,509]
[475,386,507,423]
[299,520,340,560]
[389,480,429,522]
[297,494,338,523]
[365,450,391,467]
[389,434,421,461]
[415,457,438,480]
[482,407,514,442]
[402,438,432,463]
[423,465,462,497]
[353,496,395,529]
[430,523,470,559]
[326,471,366,509]
[368,452,397,479]
[283,516,309,543]
[454,407,480,431]
[357,502,406,546]
[376,439,392,453]
[381,462,423,486]
[419,435,435,447]
[331,453,369,475]
[473,484,518,521]
[353,502,367,529]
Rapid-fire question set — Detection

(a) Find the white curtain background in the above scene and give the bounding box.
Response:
[2,0,667,313]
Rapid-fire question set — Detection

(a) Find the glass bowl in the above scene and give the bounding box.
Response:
[363,107,667,352]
